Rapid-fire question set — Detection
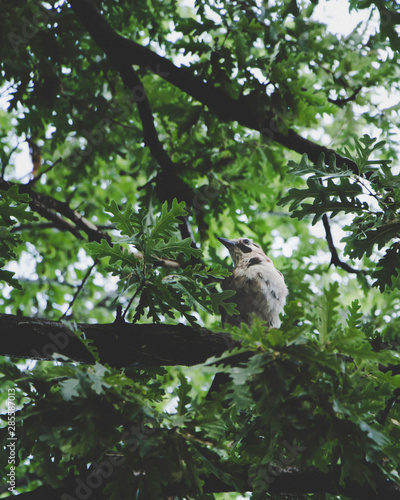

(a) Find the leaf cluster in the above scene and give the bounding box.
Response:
[87,199,236,325]
[279,136,400,290]
[2,283,400,498]
[201,287,400,494]
[0,186,37,288]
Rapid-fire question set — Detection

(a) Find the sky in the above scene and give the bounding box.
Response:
[312,0,377,36]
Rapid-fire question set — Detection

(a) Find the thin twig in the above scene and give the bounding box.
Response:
[378,389,400,425]
[355,175,391,212]
[328,86,362,108]
[322,214,364,275]
[29,198,85,240]
[121,281,144,320]
[28,157,62,186]
[59,260,98,320]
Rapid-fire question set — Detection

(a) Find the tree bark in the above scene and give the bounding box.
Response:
[0,313,236,367]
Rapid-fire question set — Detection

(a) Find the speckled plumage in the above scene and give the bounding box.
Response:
[218,237,288,328]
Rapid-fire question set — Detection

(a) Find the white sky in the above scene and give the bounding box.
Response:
[312,0,377,36]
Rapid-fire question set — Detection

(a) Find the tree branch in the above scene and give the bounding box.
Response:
[70,1,201,245]
[0,179,111,243]
[3,311,399,374]
[378,388,400,425]
[328,85,362,107]
[0,312,236,367]
[28,196,85,240]
[2,309,400,497]
[27,157,62,186]
[68,0,358,173]
[59,260,98,320]
[68,0,243,122]
[11,222,116,233]
[322,213,364,275]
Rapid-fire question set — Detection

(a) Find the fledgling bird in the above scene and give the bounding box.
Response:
[205,237,288,402]
[218,237,288,328]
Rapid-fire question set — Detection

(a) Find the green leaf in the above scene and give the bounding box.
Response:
[151,235,202,260]
[317,283,340,344]
[59,378,80,401]
[343,217,400,259]
[359,421,391,447]
[372,245,400,291]
[210,289,238,316]
[0,187,38,287]
[0,268,21,289]
[278,177,364,224]
[286,153,354,178]
[346,300,363,330]
[106,200,138,237]
[0,186,37,226]
[87,239,138,268]
[176,372,192,415]
[149,199,187,242]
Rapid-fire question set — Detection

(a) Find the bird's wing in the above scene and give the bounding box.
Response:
[220,273,252,327]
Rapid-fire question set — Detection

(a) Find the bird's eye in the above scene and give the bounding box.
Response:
[242,239,250,245]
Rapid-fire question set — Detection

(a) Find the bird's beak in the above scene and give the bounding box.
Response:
[217,237,237,248]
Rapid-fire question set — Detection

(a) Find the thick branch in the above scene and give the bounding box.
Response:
[68,0,244,123]
[0,179,111,243]
[0,313,236,367]
[113,66,199,243]
[3,311,399,374]
[118,66,175,171]
[3,310,400,497]
[68,0,358,173]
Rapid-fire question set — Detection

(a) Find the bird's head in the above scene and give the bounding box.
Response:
[217,237,270,267]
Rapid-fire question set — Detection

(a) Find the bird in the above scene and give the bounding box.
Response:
[206,237,288,401]
[217,237,288,328]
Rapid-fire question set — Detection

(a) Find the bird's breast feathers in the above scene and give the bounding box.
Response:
[233,260,287,297]
[229,257,288,327]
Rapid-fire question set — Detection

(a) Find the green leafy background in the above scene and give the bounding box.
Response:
[1,0,400,498]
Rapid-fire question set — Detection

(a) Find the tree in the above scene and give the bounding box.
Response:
[1,0,400,498]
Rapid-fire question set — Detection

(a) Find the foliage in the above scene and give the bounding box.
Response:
[0,186,37,288]
[220,298,400,493]
[1,0,400,498]
[278,136,400,290]
[87,199,236,325]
